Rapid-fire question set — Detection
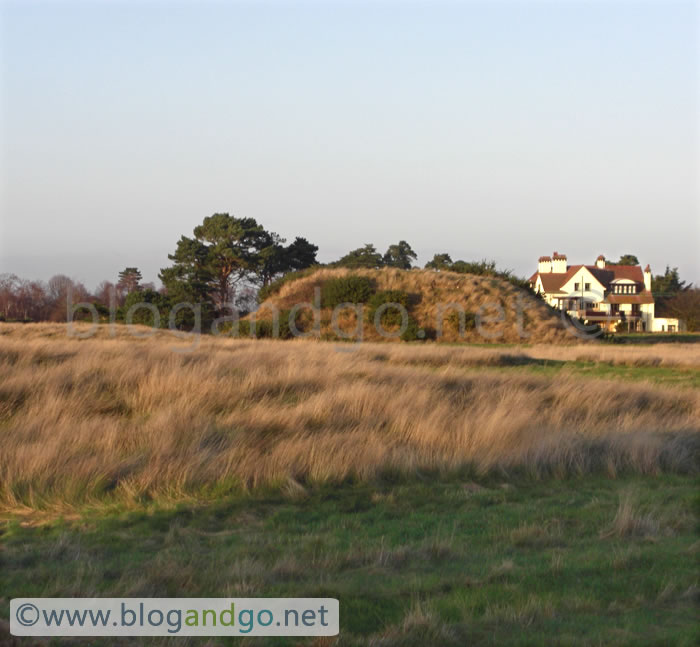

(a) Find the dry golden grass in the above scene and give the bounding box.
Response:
[1,323,699,511]
[600,491,666,539]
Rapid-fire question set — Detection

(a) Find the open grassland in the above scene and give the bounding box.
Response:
[1,476,698,646]
[1,323,699,510]
[1,324,699,645]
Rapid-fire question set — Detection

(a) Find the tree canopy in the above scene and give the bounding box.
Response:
[117,267,142,294]
[383,240,417,269]
[651,265,692,306]
[257,234,319,287]
[334,241,417,270]
[424,253,453,271]
[662,288,700,332]
[334,244,384,269]
[159,213,318,326]
[651,266,691,299]
[615,254,640,266]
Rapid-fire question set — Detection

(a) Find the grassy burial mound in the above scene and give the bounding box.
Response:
[250,267,578,344]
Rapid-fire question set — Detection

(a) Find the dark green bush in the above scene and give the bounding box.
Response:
[450,259,499,276]
[400,316,426,342]
[321,276,375,309]
[234,320,252,337]
[234,310,302,339]
[447,258,530,290]
[446,309,477,335]
[367,290,411,327]
[121,289,168,327]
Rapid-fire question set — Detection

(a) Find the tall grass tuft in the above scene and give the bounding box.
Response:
[1,323,699,511]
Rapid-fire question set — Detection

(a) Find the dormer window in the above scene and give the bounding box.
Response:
[612,283,639,294]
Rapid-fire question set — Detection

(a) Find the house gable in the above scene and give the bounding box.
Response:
[559,266,607,299]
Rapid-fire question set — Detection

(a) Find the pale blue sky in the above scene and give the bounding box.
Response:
[1,0,698,288]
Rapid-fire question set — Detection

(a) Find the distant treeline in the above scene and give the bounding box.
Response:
[1,213,698,331]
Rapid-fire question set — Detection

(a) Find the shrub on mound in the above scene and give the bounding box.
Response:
[321,276,375,309]
[367,290,412,327]
[446,309,478,335]
[236,310,300,339]
[400,316,428,342]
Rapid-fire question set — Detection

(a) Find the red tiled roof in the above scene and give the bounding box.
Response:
[601,264,644,283]
[530,263,648,295]
[606,291,654,305]
[538,273,570,293]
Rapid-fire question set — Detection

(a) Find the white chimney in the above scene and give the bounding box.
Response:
[551,252,567,274]
[644,264,651,292]
[596,255,606,269]
[538,256,552,273]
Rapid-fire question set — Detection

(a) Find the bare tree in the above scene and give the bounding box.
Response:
[665,288,700,332]
[0,273,20,319]
[45,275,90,321]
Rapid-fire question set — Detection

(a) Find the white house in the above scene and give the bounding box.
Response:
[528,253,680,333]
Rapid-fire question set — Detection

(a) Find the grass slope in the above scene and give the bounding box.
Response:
[253,267,576,344]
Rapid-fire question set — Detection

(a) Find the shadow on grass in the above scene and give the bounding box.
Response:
[608,333,700,345]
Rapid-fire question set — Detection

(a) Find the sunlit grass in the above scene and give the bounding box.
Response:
[1,324,699,510]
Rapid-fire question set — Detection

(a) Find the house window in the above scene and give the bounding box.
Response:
[574,282,580,290]
[584,283,591,291]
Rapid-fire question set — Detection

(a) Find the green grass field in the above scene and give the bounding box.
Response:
[487,359,700,389]
[1,326,699,645]
[2,474,698,646]
[608,333,700,345]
